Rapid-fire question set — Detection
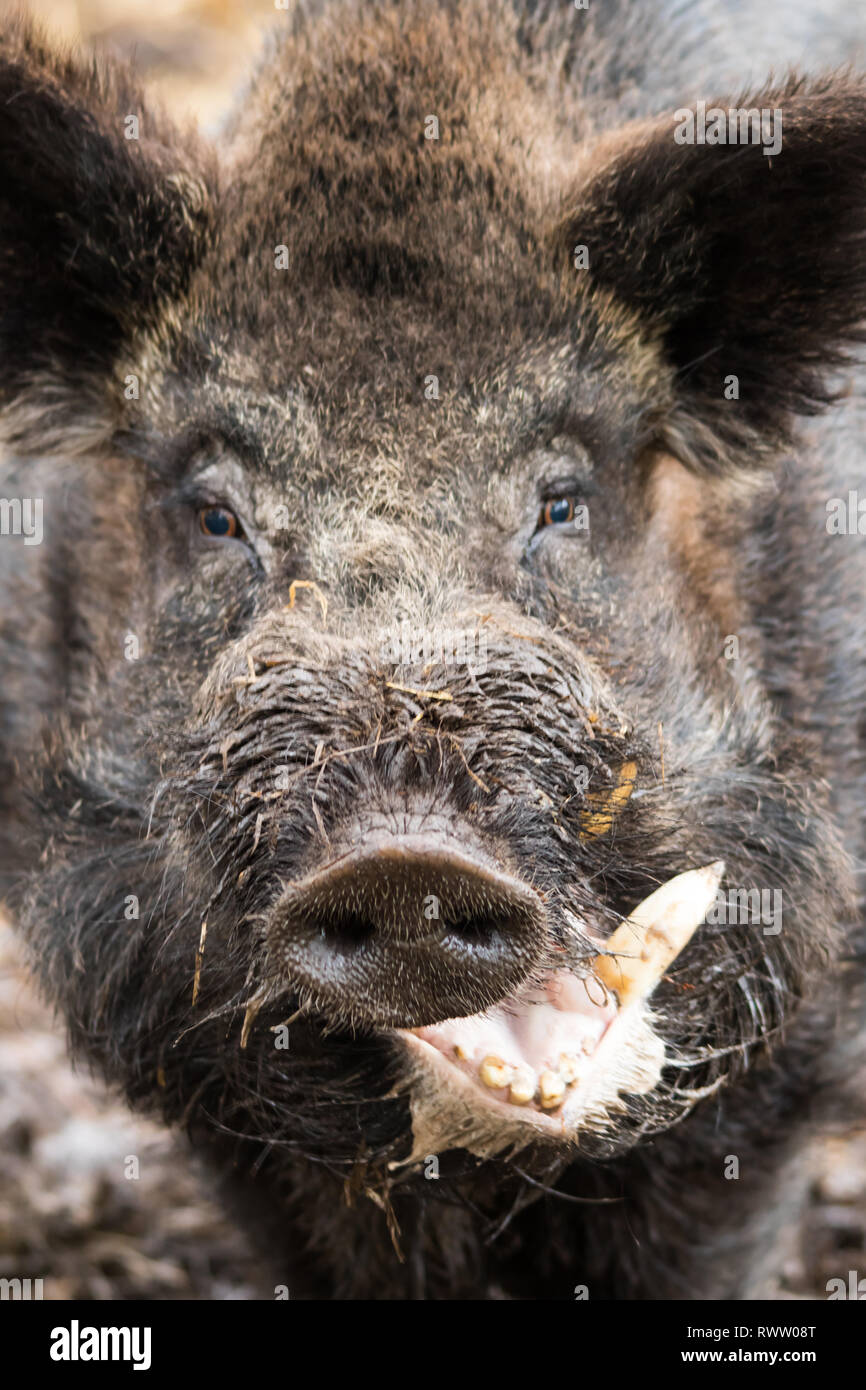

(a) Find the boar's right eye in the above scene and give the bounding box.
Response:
[539,497,576,528]
[198,505,243,540]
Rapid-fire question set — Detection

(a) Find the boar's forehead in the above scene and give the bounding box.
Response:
[155,241,650,506]
[146,308,654,545]
[135,5,661,508]
[153,329,617,499]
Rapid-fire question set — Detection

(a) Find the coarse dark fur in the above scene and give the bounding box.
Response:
[1,0,866,1298]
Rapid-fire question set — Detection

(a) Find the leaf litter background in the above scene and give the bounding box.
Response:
[0,0,864,1299]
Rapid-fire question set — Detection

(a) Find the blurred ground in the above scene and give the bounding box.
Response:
[0,0,279,132]
[0,920,269,1298]
[0,0,864,1301]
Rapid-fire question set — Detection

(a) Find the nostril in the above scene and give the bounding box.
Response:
[304,901,502,956]
[313,909,377,954]
[442,913,498,945]
[267,831,547,1027]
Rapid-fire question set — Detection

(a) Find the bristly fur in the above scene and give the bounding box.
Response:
[1,0,866,1299]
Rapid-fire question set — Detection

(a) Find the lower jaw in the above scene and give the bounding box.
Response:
[390,864,724,1161]
[393,986,666,1158]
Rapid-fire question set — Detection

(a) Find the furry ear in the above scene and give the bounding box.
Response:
[560,74,866,469]
[0,14,214,452]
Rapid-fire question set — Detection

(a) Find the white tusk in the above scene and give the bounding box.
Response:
[593,861,725,1006]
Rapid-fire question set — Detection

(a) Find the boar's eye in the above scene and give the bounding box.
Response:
[538,496,576,528]
[198,505,243,540]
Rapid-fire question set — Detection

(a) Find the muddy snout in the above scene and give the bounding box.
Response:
[266,831,547,1028]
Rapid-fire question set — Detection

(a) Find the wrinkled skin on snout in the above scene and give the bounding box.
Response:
[2,2,866,1299]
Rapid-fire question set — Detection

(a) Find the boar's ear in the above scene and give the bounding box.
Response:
[0,14,214,452]
[561,75,866,470]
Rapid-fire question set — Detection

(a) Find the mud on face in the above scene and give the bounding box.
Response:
[18,566,848,1189]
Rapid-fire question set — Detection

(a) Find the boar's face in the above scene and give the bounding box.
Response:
[2,7,864,1188]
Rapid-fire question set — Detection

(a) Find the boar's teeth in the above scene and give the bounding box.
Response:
[509,1067,537,1105]
[538,1070,566,1109]
[593,861,724,1007]
[479,1055,514,1089]
[453,1044,471,1061]
[558,1053,582,1085]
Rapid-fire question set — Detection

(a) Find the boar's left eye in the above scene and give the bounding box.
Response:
[538,497,576,527]
[199,505,243,540]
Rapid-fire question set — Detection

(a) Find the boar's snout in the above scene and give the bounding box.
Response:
[265,830,547,1028]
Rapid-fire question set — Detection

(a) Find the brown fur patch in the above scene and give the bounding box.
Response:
[647,452,746,635]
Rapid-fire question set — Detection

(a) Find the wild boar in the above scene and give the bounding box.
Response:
[1,0,865,1299]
